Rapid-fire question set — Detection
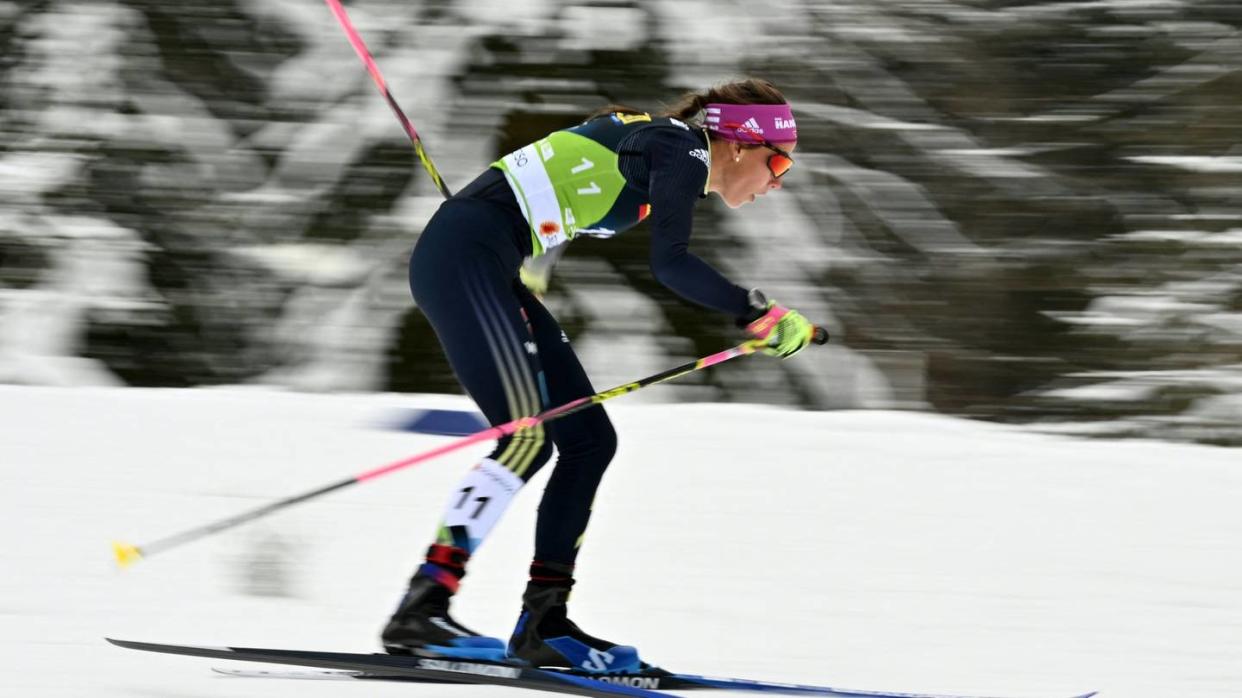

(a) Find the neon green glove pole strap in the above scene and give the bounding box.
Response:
[743,289,817,358]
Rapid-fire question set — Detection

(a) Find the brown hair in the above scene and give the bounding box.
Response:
[661,78,787,139]
[583,78,787,134]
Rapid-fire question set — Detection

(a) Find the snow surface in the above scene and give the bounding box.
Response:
[2,386,1240,697]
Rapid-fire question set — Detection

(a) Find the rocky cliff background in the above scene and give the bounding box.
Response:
[3,0,1240,444]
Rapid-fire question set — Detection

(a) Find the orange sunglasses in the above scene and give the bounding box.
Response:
[723,120,795,178]
[761,141,794,178]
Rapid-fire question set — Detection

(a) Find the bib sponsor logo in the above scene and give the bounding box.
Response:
[469,460,522,495]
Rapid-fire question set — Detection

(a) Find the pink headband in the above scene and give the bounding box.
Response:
[704,103,797,143]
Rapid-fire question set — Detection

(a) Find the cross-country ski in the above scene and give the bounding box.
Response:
[109,639,1097,698]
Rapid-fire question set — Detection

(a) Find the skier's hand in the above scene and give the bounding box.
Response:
[741,291,815,358]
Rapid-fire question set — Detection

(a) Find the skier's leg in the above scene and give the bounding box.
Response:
[511,287,617,565]
[504,286,641,673]
[383,201,554,655]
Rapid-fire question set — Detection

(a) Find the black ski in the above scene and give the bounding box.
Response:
[110,638,1097,698]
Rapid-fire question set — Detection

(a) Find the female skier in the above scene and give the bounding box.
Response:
[382,78,815,673]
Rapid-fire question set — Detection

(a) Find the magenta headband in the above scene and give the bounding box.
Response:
[703,103,797,143]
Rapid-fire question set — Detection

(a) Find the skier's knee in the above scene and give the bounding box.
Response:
[566,409,617,471]
[594,416,617,467]
[491,425,555,481]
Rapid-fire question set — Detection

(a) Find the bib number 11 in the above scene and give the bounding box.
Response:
[441,458,525,544]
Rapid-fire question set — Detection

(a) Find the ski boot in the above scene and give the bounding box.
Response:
[507,561,643,673]
[381,544,506,660]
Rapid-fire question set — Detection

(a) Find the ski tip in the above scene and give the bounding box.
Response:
[112,541,143,569]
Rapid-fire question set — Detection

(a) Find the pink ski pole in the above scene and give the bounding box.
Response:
[112,332,826,567]
[323,0,452,198]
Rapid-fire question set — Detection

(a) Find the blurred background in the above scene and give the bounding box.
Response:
[2,0,1240,444]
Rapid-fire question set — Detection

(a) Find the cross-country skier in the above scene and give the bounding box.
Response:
[382,78,814,673]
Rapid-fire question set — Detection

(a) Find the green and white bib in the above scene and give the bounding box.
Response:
[492,113,701,256]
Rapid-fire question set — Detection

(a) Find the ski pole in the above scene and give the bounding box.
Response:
[112,330,827,568]
[324,0,452,198]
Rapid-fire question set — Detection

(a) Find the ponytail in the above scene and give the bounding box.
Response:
[661,91,711,122]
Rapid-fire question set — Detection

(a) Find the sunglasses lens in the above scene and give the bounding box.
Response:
[768,153,793,177]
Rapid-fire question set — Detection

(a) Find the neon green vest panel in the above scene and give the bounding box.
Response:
[492,113,670,257]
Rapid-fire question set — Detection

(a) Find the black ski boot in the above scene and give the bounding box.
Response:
[381,544,505,658]
[507,561,642,673]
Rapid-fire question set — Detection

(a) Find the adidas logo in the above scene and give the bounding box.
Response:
[740,117,764,136]
[688,148,709,166]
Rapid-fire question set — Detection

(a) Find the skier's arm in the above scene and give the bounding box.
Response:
[645,132,752,318]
